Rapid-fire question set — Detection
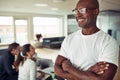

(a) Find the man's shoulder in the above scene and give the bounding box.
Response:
[0,49,8,55]
[67,30,81,38]
[62,30,82,44]
[99,30,119,46]
[3,50,9,55]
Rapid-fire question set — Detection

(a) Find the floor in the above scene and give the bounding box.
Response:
[35,48,59,63]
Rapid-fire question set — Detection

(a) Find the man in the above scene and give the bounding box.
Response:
[54,0,119,80]
[0,42,20,80]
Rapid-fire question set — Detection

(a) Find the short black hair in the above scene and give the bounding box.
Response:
[8,42,20,51]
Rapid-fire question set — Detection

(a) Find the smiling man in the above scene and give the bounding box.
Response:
[54,0,119,80]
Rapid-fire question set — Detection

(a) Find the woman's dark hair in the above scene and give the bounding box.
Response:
[14,44,31,67]
[21,44,31,57]
[8,42,19,52]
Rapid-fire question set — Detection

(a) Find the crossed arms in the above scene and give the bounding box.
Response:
[54,55,117,80]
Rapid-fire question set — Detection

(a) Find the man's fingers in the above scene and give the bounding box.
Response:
[88,61,110,75]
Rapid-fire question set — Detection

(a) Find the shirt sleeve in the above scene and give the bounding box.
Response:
[30,61,36,80]
[99,40,119,66]
[59,37,69,58]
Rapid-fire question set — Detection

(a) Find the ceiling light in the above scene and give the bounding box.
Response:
[35,3,48,7]
[53,0,65,3]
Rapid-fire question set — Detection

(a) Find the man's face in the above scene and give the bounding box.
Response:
[11,46,20,55]
[74,1,98,28]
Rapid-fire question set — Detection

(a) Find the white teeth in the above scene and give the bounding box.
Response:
[78,19,84,22]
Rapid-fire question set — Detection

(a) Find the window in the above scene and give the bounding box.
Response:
[0,16,28,45]
[15,19,28,45]
[0,16,14,43]
[33,17,62,40]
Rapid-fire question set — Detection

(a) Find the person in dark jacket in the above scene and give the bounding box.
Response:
[0,42,20,80]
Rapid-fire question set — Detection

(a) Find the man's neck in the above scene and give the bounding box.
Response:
[82,26,99,35]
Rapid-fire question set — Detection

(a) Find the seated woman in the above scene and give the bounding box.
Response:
[15,44,37,80]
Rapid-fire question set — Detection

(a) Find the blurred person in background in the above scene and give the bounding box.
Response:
[0,42,20,80]
[15,44,36,80]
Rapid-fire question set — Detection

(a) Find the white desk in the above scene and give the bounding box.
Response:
[35,48,59,63]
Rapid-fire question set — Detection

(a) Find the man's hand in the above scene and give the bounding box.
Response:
[62,60,110,75]
[88,62,109,75]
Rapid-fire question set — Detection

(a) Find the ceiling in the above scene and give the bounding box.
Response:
[0,0,120,15]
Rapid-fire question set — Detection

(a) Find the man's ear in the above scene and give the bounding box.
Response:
[94,8,99,15]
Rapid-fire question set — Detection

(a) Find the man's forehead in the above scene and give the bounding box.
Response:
[76,0,99,8]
